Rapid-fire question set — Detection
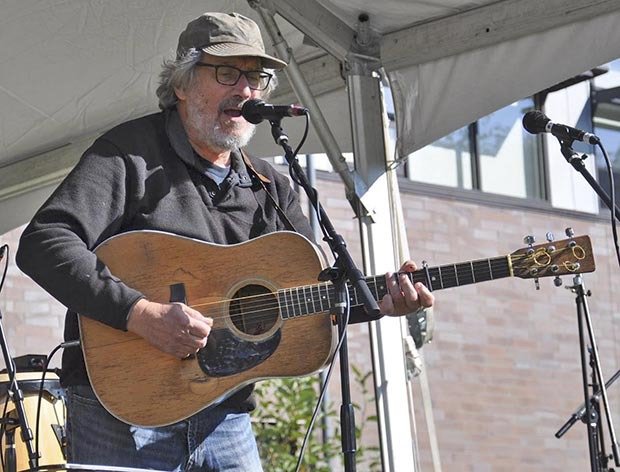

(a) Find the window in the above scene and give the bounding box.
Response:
[478,99,542,199]
[405,126,472,190]
[406,98,543,200]
[593,125,620,201]
[593,59,620,206]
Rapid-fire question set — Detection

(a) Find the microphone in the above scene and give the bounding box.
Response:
[241,99,308,124]
[522,110,599,145]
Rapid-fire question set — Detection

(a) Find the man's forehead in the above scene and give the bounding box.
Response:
[201,53,262,69]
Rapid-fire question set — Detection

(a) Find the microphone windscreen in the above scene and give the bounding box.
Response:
[522,110,549,135]
[241,99,266,124]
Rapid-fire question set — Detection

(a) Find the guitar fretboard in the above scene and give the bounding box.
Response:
[277,255,512,319]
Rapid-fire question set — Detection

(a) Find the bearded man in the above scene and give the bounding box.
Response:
[16,12,433,471]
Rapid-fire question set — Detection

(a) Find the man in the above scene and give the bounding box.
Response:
[16,12,433,472]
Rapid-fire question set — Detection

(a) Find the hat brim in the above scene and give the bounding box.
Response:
[202,43,287,70]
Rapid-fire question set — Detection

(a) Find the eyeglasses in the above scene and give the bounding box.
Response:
[195,62,273,91]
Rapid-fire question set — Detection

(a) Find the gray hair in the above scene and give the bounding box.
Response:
[156,49,279,110]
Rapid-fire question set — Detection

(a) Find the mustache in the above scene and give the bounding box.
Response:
[219,97,247,112]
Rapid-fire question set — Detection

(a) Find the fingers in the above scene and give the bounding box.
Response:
[415,282,434,310]
[381,260,435,317]
[181,304,213,338]
[170,304,211,357]
[127,300,213,359]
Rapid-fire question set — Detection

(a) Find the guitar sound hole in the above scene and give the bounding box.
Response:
[230,284,279,336]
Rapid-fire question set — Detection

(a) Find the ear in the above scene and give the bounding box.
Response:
[174,86,187,101]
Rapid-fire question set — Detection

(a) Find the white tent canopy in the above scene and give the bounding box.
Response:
[2,0,620,234]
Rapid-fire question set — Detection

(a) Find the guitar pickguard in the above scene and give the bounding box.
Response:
[196,328,281,377]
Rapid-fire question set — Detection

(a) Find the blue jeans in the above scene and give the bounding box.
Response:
[66,385,263,472]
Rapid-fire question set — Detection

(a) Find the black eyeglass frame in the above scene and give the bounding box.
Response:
[195,62,273,91]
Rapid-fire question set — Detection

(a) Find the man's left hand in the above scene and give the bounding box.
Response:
[379,260,434,316]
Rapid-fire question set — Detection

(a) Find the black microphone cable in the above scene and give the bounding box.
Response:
[0,244,13,472]
[595,140,620,270]
[294,285,351,472]
[35,340,79,468]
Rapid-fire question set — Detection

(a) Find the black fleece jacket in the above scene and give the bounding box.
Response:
[16,108,378,409]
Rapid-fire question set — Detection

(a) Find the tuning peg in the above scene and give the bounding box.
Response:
[524,235,536,255]
[545,232,556,252]
[554,276,563,287]
[565,227,575,237]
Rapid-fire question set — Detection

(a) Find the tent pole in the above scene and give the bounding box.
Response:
[345,53,418,471]
[251,1,371,218]
[251,3,422,469]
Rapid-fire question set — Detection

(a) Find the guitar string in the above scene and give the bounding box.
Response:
[178,256,521,325]
[180,251,577,325]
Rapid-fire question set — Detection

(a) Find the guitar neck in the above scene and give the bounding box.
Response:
[357,255,512,306]
[277,255,512,318]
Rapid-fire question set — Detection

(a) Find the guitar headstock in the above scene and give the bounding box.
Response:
[510,235,595,280]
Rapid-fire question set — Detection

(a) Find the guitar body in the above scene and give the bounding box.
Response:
[78,231,336,427]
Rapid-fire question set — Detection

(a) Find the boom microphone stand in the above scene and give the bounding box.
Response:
[268,117,381,471]
[555,276,620,470]
[552,136,620,468]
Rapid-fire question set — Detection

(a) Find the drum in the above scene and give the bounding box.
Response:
[0,371,66,472]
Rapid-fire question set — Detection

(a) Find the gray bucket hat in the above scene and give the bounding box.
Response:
[176,12,287,70]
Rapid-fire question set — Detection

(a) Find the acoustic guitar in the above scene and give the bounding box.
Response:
[78,230,595,427]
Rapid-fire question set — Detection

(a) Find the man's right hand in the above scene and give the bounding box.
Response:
[126,299,213,359]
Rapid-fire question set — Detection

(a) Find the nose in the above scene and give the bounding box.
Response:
[234,74,253,99]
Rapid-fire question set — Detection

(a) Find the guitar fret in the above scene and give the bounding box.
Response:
[294,287,303,315]
[426,267,442,290]
[370,277,379,301]
[278,289,290,320]
[439,265,457,288]
[325,283,332,310]
[470,261,476,283]
[472,259,492,282]
[375,277,387,300]
[286,289,293,319]
[277,291,285,319]
[287,288,295,318]
[319,282,331,311]
[302,285,310,315]
[309,285,317,314]
[456,262,474,286]
[298,286,304,315]
[488,259,493,279]
[490,257,510,279]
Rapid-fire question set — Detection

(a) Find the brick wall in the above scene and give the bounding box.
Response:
[0,228,65,365]
[402,191,618,472]
[1,173,618,471]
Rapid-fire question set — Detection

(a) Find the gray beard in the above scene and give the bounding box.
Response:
[209,122,256,151]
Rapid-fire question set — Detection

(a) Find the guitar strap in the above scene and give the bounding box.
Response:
[240,149,298,233]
